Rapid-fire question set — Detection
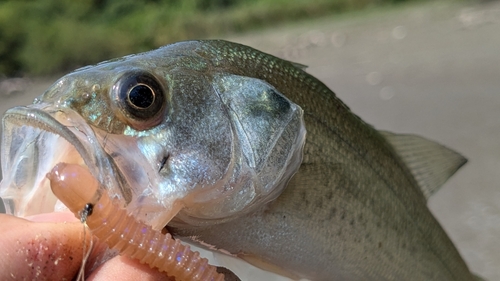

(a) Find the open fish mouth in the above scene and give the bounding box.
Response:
[0,104,123,216]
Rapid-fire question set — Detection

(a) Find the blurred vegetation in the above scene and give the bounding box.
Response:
[0,0,440,76]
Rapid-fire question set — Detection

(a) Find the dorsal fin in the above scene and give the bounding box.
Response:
[380,131,467,200]
[288,61,308,70]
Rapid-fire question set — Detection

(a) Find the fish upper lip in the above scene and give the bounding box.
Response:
[3,106,96,171]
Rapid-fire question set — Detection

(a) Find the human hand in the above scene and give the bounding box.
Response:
[0,213,174,281]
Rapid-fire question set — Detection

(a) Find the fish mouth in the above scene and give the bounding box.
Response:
[0,104,124,216]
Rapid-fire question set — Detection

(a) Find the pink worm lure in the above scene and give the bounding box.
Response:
[47,162,225,281]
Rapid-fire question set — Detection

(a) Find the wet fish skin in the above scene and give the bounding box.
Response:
[0,40,478,280]
[165,41,476,280]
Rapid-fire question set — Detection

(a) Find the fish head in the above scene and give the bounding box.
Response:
[0,41,306,230]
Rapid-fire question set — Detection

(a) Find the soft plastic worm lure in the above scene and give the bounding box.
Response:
[47,162,225,281]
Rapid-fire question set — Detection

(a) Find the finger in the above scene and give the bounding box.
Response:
[87,254,175,281]
[0,213,89,280]
[25,211,78,223]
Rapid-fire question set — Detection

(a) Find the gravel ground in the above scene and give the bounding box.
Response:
[1,1,500,279]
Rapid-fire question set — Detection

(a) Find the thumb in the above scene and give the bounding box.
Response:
[0,213,89,280]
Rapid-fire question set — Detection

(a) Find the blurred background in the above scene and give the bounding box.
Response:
[1,0,500,280]
[0,0,417,78]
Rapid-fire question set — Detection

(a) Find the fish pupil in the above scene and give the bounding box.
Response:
[128,84,155,109]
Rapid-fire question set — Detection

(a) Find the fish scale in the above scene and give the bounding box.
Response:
[0,40,480,280]
[167,40,476,280]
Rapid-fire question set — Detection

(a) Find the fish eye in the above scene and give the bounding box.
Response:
[128,84,155,109]
[113,71,166,130]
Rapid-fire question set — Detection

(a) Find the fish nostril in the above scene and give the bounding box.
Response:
[158,155,169,172]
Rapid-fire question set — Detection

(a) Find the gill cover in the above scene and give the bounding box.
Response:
[172,74,306,227]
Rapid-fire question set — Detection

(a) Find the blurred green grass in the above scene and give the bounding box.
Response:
[0,0,455,76]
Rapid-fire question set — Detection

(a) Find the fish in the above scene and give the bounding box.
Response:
[0,40,483,280]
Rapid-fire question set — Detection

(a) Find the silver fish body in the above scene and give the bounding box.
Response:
[165,41,477,280]
[0,40,479,280]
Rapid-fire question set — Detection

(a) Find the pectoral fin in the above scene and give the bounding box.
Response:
[380,131,467,200]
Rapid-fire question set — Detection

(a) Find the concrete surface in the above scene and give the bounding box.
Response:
[1,0,499,279]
